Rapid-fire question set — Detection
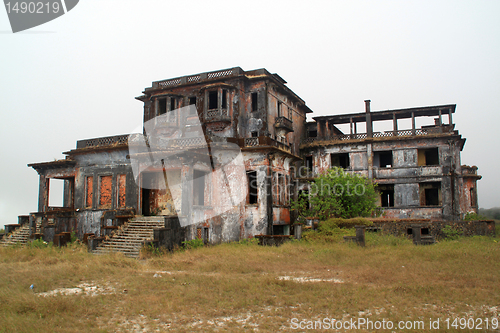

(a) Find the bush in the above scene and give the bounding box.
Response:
[301,217,372,243]
[291,168,379,221]
[441,225,463,240]
[182,238,204,250]
[463,212,489,221]
[322,217,373,229]
[28,239,51,249]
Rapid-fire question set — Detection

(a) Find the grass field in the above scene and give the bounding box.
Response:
[0,232,499,332]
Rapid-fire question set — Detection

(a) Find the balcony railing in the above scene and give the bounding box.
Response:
[77,134,130,149]
[302,127,455,145]
[152,68,242,89]
[242,135,292,154]
[274,116,294,132]
[204,108,231,123]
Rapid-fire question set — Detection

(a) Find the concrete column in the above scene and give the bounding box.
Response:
[412,225,422,245]
[38,174,49,213]
[355,225,365,247]
[350,118,353,135]
[180,164,193,220]
[294,224,302,240]
[393,113,398,132]
[438,109,442,126]
[367,143,373,179]
[411,112,416,133]
[448,109,453,125]
[365,100,372,138]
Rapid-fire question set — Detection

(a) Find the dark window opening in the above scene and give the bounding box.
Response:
[193,170,206,206]
[208,91,218,110]
[379,184,394,207]
[188,97,197,115]
[470,188,476,207]
[331,153,350,169]
[418,148,439,166]
[407,228,413,235]
[421,228,429,235]
[420,182,441,206]
[247,171,258,204]
[375,151,393,168]
[251,131,258,138]
[221,89,227,109]
[170,97,177,111]
[309,130,317,138]
[305,156,313,171]
[251,92,258,112]
[159,98,167,115]
[277,101,282,117]
[425,188,439,206]
[273,225,285,235]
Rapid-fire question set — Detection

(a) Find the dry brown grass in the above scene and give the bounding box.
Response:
[0,234,499,332]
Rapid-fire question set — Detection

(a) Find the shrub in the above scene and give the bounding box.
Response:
[182,238,204,250]
[291,167,379,221]
[463,212,489,221]
[28,239,51,248]
[441,225,463,240]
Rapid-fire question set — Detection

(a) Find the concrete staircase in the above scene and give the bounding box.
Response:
[93,216,165,258]
[0,224,32,247]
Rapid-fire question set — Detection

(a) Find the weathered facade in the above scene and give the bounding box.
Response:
[26,67,481,244]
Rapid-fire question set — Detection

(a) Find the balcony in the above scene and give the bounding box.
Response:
[204,108,231,123]
[301,127,456,145]
[241,135,292,154]
[274,116,294,133]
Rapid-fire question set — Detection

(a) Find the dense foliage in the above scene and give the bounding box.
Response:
[292,167,379,221]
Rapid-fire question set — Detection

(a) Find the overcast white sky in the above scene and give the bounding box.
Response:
[1,0,499,229]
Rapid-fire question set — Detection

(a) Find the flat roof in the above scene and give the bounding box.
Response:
[313,104,456,124]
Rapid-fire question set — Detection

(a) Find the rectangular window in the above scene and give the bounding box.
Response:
[331,153,350,169]
[251,131,258,138]
[418,148,439,166]
[277,101,283,117]
[193,170,206,206]
[117,174,126,208]
[470,188,476,207]
[251,92,258,112]
[99,175,113,208]
[420,182,441,206]
[85,176,93,208]
[247,171,258,204]
[170,97,177,111]
[208,91,218,110]
[158,98,167,115]
[188,97,197,115]
[374,151,393,168]
[278,173,284,205]
[272,172,277,205]
[305,156,313,173]
[221,89,228,109]
[379,184,394,207]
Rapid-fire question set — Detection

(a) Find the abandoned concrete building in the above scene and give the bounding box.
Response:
[0,67,484,253]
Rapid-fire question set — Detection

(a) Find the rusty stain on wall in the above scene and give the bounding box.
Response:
[99,175,112,208]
